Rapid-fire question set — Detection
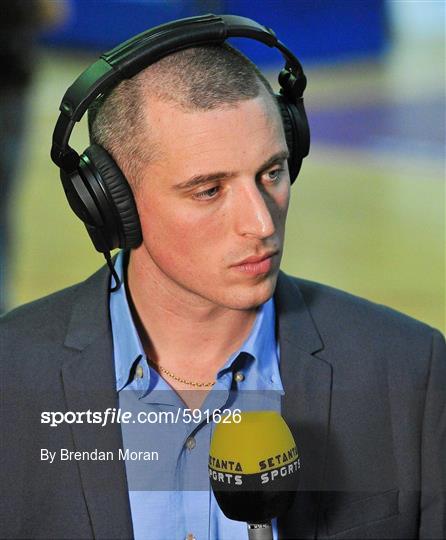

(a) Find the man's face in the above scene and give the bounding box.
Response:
[131,94,290,310]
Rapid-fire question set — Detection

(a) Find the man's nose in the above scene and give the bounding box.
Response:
[234,182,276,239]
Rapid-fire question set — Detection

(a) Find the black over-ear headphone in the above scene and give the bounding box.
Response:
[51,14,310,256]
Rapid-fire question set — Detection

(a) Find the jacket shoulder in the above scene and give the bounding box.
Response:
[0,282,80,341]
[279,274,446,394]
[1,261,110,349]
[0,283,85,388]
[0,264,109,340]
[0,264,110,382]
[288,274,437,335]
[280,274,443,374]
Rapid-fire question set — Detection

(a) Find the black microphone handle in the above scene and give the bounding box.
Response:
[247,522,273,540]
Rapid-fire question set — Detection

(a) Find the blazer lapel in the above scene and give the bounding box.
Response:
[61,265,133,539]
[275,272,333,539]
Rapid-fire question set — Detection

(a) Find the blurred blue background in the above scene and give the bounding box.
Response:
[39,0,388,64]
[1,0,444,330]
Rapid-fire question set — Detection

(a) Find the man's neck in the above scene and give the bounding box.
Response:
[126,250,258,380]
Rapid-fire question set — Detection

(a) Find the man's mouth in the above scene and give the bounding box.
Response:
[231,251,279,276]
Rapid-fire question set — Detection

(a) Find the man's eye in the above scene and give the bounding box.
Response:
[193,186,220,200]
[265,168,284,184]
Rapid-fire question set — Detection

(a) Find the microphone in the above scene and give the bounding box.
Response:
[209,410,300,540]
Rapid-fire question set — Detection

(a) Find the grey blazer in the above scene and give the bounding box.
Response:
[1,266,445,539]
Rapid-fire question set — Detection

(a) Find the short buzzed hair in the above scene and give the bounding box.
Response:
[88,44,278,189]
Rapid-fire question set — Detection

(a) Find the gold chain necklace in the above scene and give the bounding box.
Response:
[154,363,215,388]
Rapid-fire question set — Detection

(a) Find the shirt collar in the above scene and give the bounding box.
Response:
[215,293,281,391]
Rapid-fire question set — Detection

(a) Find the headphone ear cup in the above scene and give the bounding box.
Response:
[60,161,120,253]
[60,167,105,229]
[82,145,142,250]
[276,94,310,184]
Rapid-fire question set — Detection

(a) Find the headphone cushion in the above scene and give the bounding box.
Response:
[276,94,302,183]
[83,144,142,249]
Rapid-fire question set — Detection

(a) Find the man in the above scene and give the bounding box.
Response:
[1,38,445,540]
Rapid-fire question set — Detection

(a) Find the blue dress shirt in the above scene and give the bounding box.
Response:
[110,251,284,540]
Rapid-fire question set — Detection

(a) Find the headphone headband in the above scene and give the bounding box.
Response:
[51,13,310,262]
[51,13,306,171]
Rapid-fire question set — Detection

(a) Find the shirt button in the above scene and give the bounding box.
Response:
[135,365,144,379]
[186,534,196,540]
[185,436,196,450]
[234,371,245,383]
